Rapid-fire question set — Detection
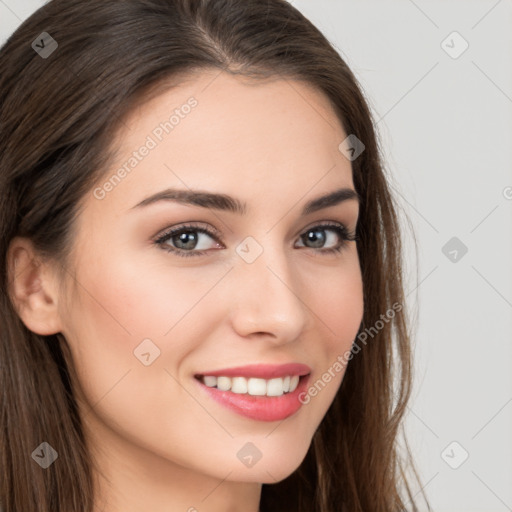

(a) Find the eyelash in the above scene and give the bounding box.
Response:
[154,221,358,258]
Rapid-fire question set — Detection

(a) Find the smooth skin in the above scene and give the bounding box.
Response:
[8,70,364,512]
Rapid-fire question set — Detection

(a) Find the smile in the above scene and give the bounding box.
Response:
[196,374,300,397]
[194,374,311,422]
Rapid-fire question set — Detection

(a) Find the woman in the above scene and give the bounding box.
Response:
[0,0,428,510]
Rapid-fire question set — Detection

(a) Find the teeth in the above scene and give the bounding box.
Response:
[289,375,299,392]
[203,376,217,387]
[231,376,248,394]
[248,378,267,395]
[283,375,291,393]
[217,376,231,391]
[199,375,302,396]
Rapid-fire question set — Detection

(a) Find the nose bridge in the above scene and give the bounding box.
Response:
[229,235,307,341]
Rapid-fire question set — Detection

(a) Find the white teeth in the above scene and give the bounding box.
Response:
[266,378,284,396]
[231,376,248,394]
[203,376,217,387]
[289,375,299,392]
[247,378,267,396]
[199,374,303,397]
[217,376,231,391]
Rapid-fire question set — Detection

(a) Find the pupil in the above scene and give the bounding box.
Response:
[174,231,197,250]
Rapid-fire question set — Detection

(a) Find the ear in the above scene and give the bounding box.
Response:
[6,236,64,335]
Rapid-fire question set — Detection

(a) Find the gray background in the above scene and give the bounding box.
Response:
[1,1,511,510]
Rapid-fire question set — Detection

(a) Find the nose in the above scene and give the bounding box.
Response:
[228,242,308,345]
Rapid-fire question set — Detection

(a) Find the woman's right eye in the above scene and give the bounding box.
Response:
[154,223,222,258]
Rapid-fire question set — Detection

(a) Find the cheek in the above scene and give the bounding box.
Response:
[61,247,231,401]
[60,251,239,462]
[318,275,363,338]
[305,252,364,348]
[297,254,363,409]
[69,245,224,345]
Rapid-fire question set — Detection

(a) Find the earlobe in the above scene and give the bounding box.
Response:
[7,237,63,335]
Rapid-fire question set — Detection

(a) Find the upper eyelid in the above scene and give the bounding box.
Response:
[154,221,221,243]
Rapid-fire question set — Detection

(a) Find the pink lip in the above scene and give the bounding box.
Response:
[194,373,311,422]
[195,363,311,379]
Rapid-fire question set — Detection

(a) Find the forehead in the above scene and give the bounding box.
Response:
[89,70,354,216]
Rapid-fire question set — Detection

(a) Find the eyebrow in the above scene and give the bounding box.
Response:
[130,186,360,216]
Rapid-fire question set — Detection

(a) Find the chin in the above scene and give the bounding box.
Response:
[229,443,310,484]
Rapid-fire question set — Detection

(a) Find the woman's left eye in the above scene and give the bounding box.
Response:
[154,222,357,258]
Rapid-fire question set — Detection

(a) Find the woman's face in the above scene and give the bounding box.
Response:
[57,70,363,498]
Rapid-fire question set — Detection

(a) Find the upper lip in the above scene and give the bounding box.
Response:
[195,363,311,379]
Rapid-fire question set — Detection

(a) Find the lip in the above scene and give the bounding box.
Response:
[194,363,311,379]
[194,373,311,422]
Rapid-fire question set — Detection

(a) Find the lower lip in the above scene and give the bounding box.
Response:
[194,375,310,422]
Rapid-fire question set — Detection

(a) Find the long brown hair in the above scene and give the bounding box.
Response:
[0,0,428,510]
